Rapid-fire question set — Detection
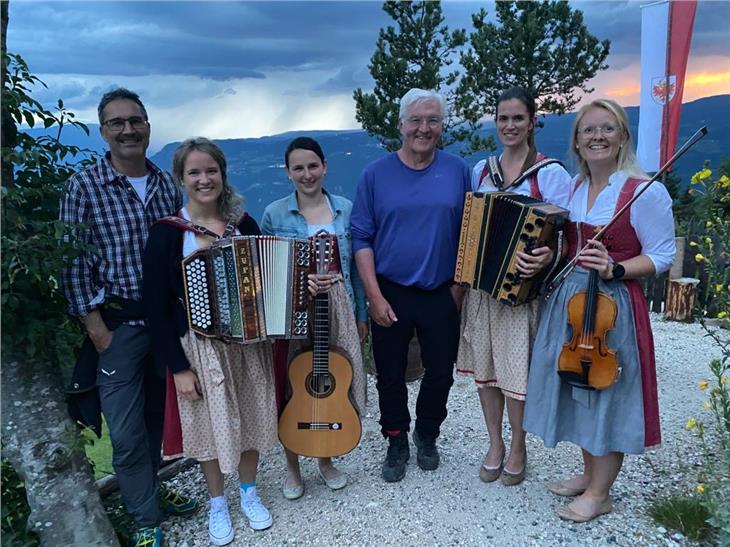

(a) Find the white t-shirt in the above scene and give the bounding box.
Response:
[127,174,148,203]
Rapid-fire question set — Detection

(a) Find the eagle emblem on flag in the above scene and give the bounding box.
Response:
[651,75,677,104]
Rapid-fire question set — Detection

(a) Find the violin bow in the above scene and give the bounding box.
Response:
[544,125,708,299]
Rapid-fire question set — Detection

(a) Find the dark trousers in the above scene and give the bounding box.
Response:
[372,277,460,439]
[97,325,165,528]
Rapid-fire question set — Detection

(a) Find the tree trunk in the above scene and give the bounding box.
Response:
[1,358,120,546]
[664,277,700,322]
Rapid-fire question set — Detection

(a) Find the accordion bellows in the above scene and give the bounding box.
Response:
[455,192,568,306]
[182,236,312,343]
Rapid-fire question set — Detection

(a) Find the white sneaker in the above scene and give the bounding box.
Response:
[241,488,273,531]
[208,502,234,545]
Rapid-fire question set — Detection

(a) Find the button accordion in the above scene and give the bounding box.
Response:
[182,235,332,343]
[454,192,569,306]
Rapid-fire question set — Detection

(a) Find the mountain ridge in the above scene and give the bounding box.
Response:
[24,94,729,222]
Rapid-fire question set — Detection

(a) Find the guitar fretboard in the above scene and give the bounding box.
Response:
[312,292,330,375]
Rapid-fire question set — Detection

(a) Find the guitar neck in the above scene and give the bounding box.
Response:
[312,292,330,374]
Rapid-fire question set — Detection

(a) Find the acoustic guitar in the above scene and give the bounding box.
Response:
[278,234,362,458]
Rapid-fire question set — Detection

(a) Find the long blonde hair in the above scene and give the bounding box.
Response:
[570,99,647,181]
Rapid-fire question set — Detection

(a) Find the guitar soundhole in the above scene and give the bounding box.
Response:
[306,372,335,398]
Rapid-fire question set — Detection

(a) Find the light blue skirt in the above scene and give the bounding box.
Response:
[523,268,645,456]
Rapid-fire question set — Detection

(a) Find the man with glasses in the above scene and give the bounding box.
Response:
[351,88,471,482]
[60,88,196,547]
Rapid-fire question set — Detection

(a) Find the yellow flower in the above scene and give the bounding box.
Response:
[689,241,698,247]
[716,284,725,294]
[691,173,700,184]
[699,168,712,181]
[696,484,705,494]
[722,376,728,386]
[686,417,697,429]
[718,311,728,319]
[706,220,713,229]
[719,175,730,187]
[705,237,713,245]
[704,401,712,409]
[695,253,705,262]
[698,379,709,390]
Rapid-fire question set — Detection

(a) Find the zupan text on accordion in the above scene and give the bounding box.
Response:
[182,235,311,342]
[454,192,569,306]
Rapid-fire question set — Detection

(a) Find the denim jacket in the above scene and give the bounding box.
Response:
[260,190,367,322]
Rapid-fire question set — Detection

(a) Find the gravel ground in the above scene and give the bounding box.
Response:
[162,314,722,547]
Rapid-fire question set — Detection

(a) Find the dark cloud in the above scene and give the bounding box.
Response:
[7,1,390,79]
[312,66,372,96]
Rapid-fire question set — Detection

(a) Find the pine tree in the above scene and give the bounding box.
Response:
[454,0,610,155]
[353,1,466,151]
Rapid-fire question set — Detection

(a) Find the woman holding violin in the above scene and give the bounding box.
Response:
[523,99,676,522]
[456,87,572,486]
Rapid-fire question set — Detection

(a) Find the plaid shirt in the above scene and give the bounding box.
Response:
[60,153,183,323]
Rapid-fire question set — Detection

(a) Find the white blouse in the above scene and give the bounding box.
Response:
[181,208,240,257]
[471,157,573,209]
[568,171,676,274]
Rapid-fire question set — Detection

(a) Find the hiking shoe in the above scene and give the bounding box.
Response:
[413,429,440,471]
[241,487,273,530]
[381,431,410,482]
[133,526,163,547]
[208,502,235,545]
[160,487,199,517]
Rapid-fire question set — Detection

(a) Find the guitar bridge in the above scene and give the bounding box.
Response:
[297,422,343,430]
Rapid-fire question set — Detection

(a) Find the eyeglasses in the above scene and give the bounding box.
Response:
[578,124,618,138]
[102,116,148,132]
[404,117,443,129]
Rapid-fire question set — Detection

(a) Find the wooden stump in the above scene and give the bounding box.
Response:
[664,277,700,322]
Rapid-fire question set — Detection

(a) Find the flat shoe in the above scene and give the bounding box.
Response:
[479,449,505,483]
[547,480,586,497]
[557,499,612,523]
[318,467,347,490]
[479,462,503,483]
[500,465,526,486]
[282,478,304,500]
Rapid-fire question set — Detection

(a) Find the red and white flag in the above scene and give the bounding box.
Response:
[637,0,697,172]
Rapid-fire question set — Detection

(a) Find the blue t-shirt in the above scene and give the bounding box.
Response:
[351,149,471,290]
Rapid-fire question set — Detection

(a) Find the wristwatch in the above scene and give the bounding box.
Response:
[611,262,626,280]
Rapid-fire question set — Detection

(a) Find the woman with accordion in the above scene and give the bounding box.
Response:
[456,87,572,486]
[523,99,675,522]
[143,138,277,543]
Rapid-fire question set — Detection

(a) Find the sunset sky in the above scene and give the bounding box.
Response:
[7,0,730,152]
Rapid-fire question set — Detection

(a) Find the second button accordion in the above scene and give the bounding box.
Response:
[454,192,568,306]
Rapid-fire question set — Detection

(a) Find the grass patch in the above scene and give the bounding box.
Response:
[648,494,713,542]
[81,421,114,479]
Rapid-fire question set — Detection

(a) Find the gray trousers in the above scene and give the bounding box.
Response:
[97,325,165,528]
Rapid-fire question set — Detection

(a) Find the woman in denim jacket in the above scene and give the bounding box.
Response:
[261,136,367,500]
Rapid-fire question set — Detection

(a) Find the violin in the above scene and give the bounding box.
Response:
[557,267,619,390]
